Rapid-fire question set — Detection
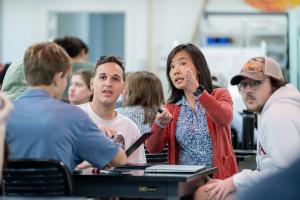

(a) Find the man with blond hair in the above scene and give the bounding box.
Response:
[6,42,127,171]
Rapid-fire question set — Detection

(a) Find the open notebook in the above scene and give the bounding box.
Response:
[145,164,206,173]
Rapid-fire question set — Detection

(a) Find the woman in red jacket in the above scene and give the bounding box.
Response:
[145,43,238,179]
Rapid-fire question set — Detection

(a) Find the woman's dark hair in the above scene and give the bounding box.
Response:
[166,43,213,103]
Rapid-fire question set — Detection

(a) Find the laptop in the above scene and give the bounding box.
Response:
[125,131,153,157]
[144,164,206,173]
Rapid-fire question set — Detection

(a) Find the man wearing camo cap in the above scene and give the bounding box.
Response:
[195,56,300,200]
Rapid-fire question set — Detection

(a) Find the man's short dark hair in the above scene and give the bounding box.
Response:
[94,56,125,80]
[54,36,84,58]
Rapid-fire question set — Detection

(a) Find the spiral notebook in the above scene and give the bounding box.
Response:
[145,164,206,173]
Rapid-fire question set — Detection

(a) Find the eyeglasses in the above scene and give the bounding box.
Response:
[238,78,268,91]
[96,56,125,69]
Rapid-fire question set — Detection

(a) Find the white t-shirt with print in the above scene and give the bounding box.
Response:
[77,103,146,164]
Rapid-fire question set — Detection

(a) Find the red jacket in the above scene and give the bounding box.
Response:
[146,88,238,179]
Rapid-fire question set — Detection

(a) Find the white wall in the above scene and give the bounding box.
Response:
[150,0,206,97]
[206,0,256,12]
[57,13,90,43]
[1,0,148,72]
[150,0,257,97]
[2,1,48,61]
[152,0,205,69]
[1,0,261,98]
[0,0,3,62]
[1,0,257,68]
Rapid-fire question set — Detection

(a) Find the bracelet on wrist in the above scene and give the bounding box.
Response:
[154,119,166,128]
[193,85,204,97]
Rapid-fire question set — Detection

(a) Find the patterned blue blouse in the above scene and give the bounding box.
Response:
[176,96,213,168]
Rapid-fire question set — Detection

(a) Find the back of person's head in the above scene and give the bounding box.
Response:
[94,55,125,81]
[124,71,164,125]
[79,40,89,54]
[77,39,89,61]
[53,36,83,58]
[166,43,213,103]
[211,71,228,89]
[24,42,71,86]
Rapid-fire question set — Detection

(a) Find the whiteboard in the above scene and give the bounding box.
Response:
[201,46,266,113]
[201,46,266,83]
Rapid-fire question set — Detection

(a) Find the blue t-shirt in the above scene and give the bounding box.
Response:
[6,89,118,171]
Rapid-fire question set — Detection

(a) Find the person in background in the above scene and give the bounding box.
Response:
[146,43,238,179]
[1,36,93,100]
[5,42,127,172]
[197,57,300,200]
[116,71,165,134]
[1,60,27,99]
[53,36,94,100]
[77,56,146,165]
[53,36,94,73]
[68,70,93,105]
[0,92,13,180]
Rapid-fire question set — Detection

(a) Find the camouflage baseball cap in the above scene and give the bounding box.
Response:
[231,56,284,85]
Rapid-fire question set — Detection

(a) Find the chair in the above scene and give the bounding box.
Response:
[231,127,239,149]
[145,144,168,164]
[2,159,73,196]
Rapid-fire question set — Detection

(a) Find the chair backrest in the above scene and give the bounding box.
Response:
[145,144,168,164]
[2,159,73,196]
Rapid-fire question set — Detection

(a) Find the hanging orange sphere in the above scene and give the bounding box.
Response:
[245,0,300,12]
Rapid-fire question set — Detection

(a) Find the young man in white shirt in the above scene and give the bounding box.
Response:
[6,43,127,171]
[77,56,146,164]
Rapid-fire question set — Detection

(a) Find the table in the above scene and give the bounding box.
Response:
[0,198,85,200]
[234,149,257,170]
[73,167,217,200]
[234,149,256,155]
